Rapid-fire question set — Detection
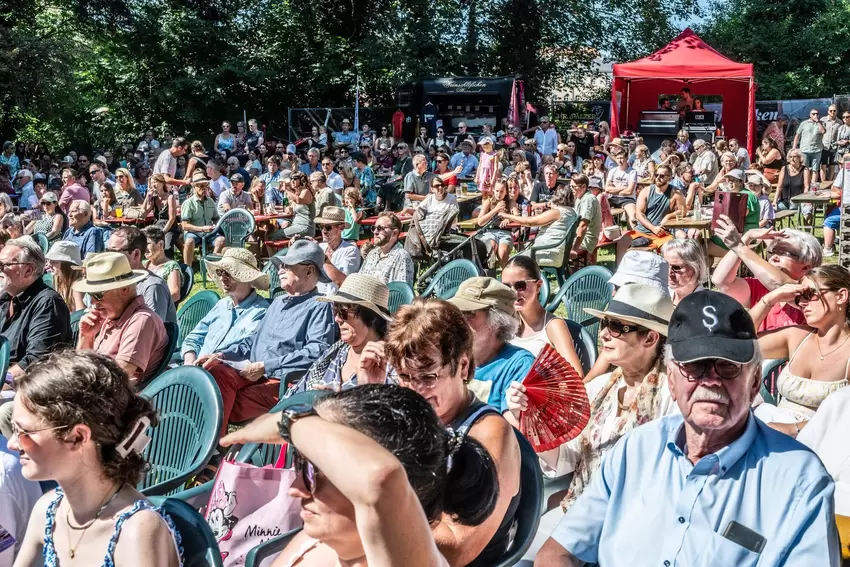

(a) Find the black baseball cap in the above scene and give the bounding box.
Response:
[668,290,756,364]
[230,173,245,183]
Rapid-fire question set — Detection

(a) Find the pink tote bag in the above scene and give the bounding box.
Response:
[205,455,303,566]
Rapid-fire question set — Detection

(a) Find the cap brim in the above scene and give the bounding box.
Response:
[583,308,669,336]
[269,256,331,284]
[73,270,148,293]
[669,335,754,364]
[315,295,391,321]
[448,295,491,312]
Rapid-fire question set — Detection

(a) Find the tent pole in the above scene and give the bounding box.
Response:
[626,81,630,131]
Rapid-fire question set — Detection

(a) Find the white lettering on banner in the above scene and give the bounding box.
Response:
[438,80,488,92]
[702,306,718,333]
[756,110,779,121]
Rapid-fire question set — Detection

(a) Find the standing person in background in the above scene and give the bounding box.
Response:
[569,173,601,259]
[57,169,91,214]
[820,104,842,182]
[142,174,179,255]
[332,119,358,151]
[475,137,499,196]
[214,121,236,154]
[245,119,265,154]
[534,116,560,157]
[793,108,826,183]
[152,137,189,189]
[0,142,20,177]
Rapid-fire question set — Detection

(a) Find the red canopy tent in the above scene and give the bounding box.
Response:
[610,28,756,156]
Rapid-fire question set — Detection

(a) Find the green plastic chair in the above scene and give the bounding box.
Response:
[528,216,580,286]
[420,259,480,299]
[244,528,302,567]
[0,336,9,378]
[387,281,415,313]
[200,209,257,286]
[538,276,550,307]
[175,290,220,355]
[177,263,194,305]
[262,249,287,297]
[546,265,614,343]
[139,366,224,496]
[69,309,86,346]
[141,321,179,383]
[564,319,597,375]
[762,358,787,403]
[145,497,224,567]
[32,233,49,254]
[42,272,54,289]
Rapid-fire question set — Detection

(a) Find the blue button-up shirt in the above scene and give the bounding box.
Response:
[219,290,335,383]
[450,152,478,178]
[62,221,103,259]
[180,291,269,358]
[332,131,359,149]
[552,412,840,566]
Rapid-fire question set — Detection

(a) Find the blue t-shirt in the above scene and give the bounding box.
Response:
[470,343,535,413]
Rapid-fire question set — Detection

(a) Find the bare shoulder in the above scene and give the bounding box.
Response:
[113,508,180,566]
[470,413,518,454]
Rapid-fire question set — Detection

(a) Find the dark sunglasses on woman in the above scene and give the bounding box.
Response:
[600,318,644,338]
[502,279,537,293]
[293,450,318,493]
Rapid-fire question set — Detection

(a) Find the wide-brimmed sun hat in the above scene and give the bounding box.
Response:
[73,252,147,294]
[190,168,210,186]
[584,284,673,336]
[205,247,270,291]
[46,240,82,267]
[313,206,351,229]
[316,273,391,321]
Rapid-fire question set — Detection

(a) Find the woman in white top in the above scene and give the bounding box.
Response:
[505,284,677,511]
[661,238,707,305]
[753,265,850,431]
[502,255,584,375]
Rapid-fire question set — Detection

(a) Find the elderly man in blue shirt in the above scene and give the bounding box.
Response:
[450,139,479,178]
[62,200,104,259]
[332,119,359,151]
[197,239,336,435]
[181,248,270,365]
[536,290,840,567]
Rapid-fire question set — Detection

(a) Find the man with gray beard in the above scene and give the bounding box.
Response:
[537,290,840,567]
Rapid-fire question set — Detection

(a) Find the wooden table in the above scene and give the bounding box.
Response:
[790,190,835,233]
[663,215,712,251]
[103,216,150,226]
[253,213,292,223]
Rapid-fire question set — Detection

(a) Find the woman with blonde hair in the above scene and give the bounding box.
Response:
[113,167,143,207]
[142,173,179,253]
[631,144,655,180]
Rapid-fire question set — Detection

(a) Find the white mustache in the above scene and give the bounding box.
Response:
[691,386,730,404]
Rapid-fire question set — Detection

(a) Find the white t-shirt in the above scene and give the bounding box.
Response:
[605,167,638,198]
[735,147,751,170]
[318,240,362,296]
[208,176,231,198]
[326,171,344,192]
[0,435,42,565]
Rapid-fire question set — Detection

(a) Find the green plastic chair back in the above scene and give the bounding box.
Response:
[530,215,580,286]
[142,321,179,383]
[421,259,480,299]
[546,265,614,343]
[32,233,49,254]
[244,527,302,567]
[762,358,787,402]
[139,366,224,496]
[0,336,9,378]
[146,497,224,567]
[41,272,54,289]
[564,319,597,375]
[175,290,220,352]
[216,208,256,248]
[538,276,550,307]
[177,263,194,305]
[387,281,415,313]
[69,309,86,346]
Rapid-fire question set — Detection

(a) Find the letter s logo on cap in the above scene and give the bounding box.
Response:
[702,306,718,333]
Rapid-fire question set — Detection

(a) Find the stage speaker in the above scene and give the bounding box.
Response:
[688,130,715,145]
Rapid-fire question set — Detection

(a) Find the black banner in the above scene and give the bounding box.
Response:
[550,100,611,132]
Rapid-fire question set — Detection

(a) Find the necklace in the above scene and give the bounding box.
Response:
[65,484,123,559]
[815,332,850,360]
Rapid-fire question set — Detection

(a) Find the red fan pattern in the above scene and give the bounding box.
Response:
[519,344,591,452]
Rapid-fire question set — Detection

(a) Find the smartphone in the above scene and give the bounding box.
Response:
[721,521,766,553]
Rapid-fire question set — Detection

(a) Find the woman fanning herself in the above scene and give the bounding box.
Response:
[753,265,850,432]
[220,384,500,567]
[11,350,182,567]
[502,255,584,375]
[505,284,676,512]
[368,299,521,567]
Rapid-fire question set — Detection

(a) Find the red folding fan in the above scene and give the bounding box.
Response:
[519,344,591,452]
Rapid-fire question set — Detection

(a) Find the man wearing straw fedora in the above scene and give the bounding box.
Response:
[197,239,336,434]
[74,252,168,386]
[181,169,223,264]
[181,248,270,366]
[315,206,361,295]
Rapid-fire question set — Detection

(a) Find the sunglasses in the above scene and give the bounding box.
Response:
[293,450,319,493]
[794,287,836,305]
[600,318,644,338]
[436,158,446,163]
[89,290,107,301]
[214,268,233,280]
[770,248,802,261]
[320,224,341,232]
[503,279,537,293]
[373,225,393,232]
[332,303,355,320]
[669,264,688,274]
[674,358,744,381]
[655,173,669,179]
[322,162,334,166]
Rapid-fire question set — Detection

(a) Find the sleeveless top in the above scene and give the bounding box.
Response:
[33,212,66,243]
[448,397,521,567]
[153,194,178,233]
[780,164,805,202]
[763,155,784,169]
[510,313,557,357]
[636,185,673,234]
[776,333,850,420]
[42,489,184,567]
[186,154,208,179]
[217,135,235,152]
[527,206,578,268]
[476,152,498,192]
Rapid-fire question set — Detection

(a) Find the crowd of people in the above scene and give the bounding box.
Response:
[0,106,848,566]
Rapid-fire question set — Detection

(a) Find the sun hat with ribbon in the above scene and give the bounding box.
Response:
[316,273,391,320]
[584,283,674,336]
[190,168,210,186]
[73,252,147,294]
[46,240,82,267]
[313,206,351,229]
[204,247,270,291]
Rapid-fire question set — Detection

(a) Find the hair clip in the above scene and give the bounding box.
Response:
[116,416,152,458]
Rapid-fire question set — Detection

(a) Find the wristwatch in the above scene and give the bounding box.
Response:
[277,404,316,444]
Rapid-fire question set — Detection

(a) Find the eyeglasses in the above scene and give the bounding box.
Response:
[503,279,537,293]
[669,264,689,274]
[373,225,394,232]
[655,174,669,180]
[321,162,334,166]
[397,367,444,390]
[600,318,644,338]
[293,450,319,493]
[0,261,31,271]
[770,248,802,261]
[332,304,355,320]
[10,422,69,443]
[674,359,744,381]
[214,269,233,280]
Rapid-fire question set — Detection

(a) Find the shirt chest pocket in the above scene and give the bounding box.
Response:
[694,530,761,567]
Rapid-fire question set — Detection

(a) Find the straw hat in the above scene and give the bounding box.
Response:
[191,168,210,186]
[73,252,147,294]
[314,206,350,228]
[584,284,674,336]
[316,273,391,320]
[204,248,270,291]
[46,240,82,267]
